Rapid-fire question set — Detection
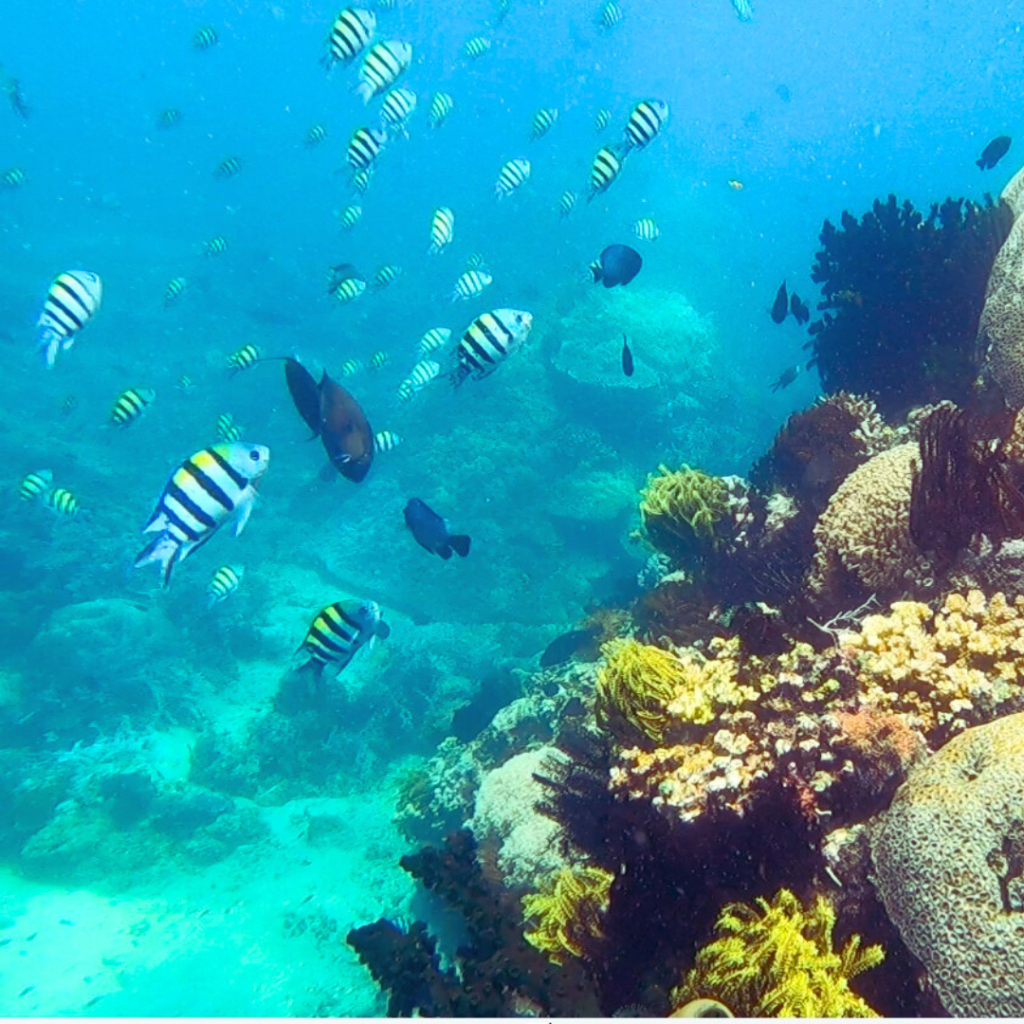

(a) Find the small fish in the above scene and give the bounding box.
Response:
[347,126,387,171]
[135,442,270,587]
[977,135,1011,170]
[374,429,401,452]
[227,344,260,373]
[451,308,533,386]
[428,92,454,128]
[495,0,514,24]
[599,1,623,28]
[400,359,441,399]
[588,144,627,199]
[47,487,80,516]
[295,600,390,680]
[157,108,182,129]
[164,276,187,306]
[429,207,455,254]
[770,281,788,324]
[207,564,244,606]
[775,83,791,102]
[216,413,242,442]
[338,204,362,230]
[530,107,559,141]
[323,7,376,68]
[594,108,612,132]
[769,364,801,393]
[333,277,367,304]
[18,986,34,999]
[305,123,328,147]
[372,265,402,291]
[357,40,413,104]
[464,252,486,272]
[4,77,29,119]
[559,190,577,218]
[731,0,753,21]
[351,167,374,194]
[369,350,388,369]
[464,36,492,59]
[1,167,26,189]
[404,498,471,560]
[452,270,493,302]
[495,158,530,199]
[540,626,599,668]
[624,99,669,151]
[727,178,744,191]
[587,244,642,288]
[111,387,156,426]
[418,327,451,356]
[193,25,219,50]
[36,270,102,369]
[214,156,242,179]
[633,217,659,241]
[59,394,78,415]
[339,357,363,377]
[204,235,228,256]
[380,88,416,132]
[621,333,634,377]
[177,374,196,392]
[19,469,52,503]
[790,293,810,325]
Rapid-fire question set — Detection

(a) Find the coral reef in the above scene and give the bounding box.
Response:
[670,889,884,1017]
[806,192,1013,416]
[522,864,614,964]
[871,711,1024,1016]
[639,465,735,559]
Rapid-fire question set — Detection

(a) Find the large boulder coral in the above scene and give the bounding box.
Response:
[977,206,1024,407]
[871,712,1024,1016]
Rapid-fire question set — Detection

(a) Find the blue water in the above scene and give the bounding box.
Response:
[0,0,1020,1015]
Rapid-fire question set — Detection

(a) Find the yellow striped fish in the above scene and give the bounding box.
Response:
[48,487,80,516]
[36,270,102,368]
[227,343,261,372]
[463,36,492,59]
[339,204,363,230]
[323,7,376,67]
[334,277,366,304]
[111,387,156,426]
[624,99,669,151]
[296,600,389,680]
[18,469,52,503]
[193,25,218,50]
[164,277,187,306]
[207,565,244,607]
[530,107,558,141]
[495,158,530,199]
[559,190,577,218]
[369,350,388,369]
[399,359,441,400]
[451,270,493,302]
[306,124,328,147]
[216,413,242,443]
[204,235,228,256]
[158,108,182,129]
[599,2,622,28]
[380,88,417,132]
[352,167,374,193]
[357,40,413,104]
[429,207,454,254]
[417,327,451,357]
[214,156,242,179]
[135,442,270,587]
[339,358,363,377]
[464,252,486,272]
[451,309,533,387]
[348,126,387,172]
[633,217,659,241]
[374,430,401,452]
[588,144,626,200]
[594,108,612,132]
[2,167,26,189]
[372,265,402,290]
[428,92,454,128]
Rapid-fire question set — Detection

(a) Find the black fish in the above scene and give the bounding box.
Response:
[790,293,810,325]
[539,627,599,669]
[403,498,471,560]
[770,281,788,324]
[977,135,1011,170]
[621,333,634,376]
[769,364,801,393]
[283,357,320,437]
[592,244,643,288]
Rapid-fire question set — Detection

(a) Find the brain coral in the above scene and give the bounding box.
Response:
[978,214,1024,408]
[809,442,927,600]
[871,712,1024,1016]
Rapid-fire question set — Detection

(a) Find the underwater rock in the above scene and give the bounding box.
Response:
[150,788,232,840]
[871,711,1024,1016]
[977,205,1024,408]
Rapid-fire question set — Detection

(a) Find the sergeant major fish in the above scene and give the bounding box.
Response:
[356,40,413,103]
[323,7,376,69]
[294,600,390,681]
[451,308,532,387]
[35,270,102,369]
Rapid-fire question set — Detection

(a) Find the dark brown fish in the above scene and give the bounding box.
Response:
[621,333,634,376]
[770,281,788,324]
[284,357,321,438]
[317,371,374,483]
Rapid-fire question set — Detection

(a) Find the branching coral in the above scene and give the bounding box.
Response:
[671,889,884,1017]
[806,192,1012,416]
[639,465,732,560]
[522,865,615,964]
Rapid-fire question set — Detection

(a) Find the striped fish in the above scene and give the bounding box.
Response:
[594,108,611,132]
[351,167,374,193]
[2,167,26,189]
[177,375,196,392]
[204,235,228,257]
[296,600,389,679]
[334,277,367,304]
[339,358,363,376]
[464,252,486,272]
[164,276,187,306]
[36,270,102,369]
[356,40,413,104]
[463,36,492,59]
[428,92,454,128]
[215,156,242,179]
[418,327,451,356]
[306,123,328,147]
[324,7,376,67]
[429,207,455,254]
[599,2,622,28]
[135,442,270,587]
[495,158,530,199]
[399,359,441,399]
[227,343,261,372]
[347,126,387,171]
[559,190,577,218]
[374,430,401,452]
[59,395,78,415]
[111,387,156,427]
[339,204,363,230]
[530,107,558,141]
[369,350,388,369]
[207,564,244,607]
[157,108,182,129]
[48,487,80,516]
[624,99,669,151]
[380,88,416,132]
[451,270,493,302]
[373,265,402,290]
[216,413,242,443]
[588,144,626,200]
[633,217,659,241]
[18,469,52,503]
[451,308,533,387]
[193,25,219,50]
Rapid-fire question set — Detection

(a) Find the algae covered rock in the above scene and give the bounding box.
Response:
[871,711,1024,1015]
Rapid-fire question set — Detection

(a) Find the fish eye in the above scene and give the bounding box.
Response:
[249,449,261,462]
[515,314,523,324]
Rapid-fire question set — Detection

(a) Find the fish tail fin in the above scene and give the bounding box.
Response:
[450,534,471,558]
[355,81,373,104]
[449,363,470,388]
[274,658,324,715]
[977,157,986,169]
[133,532,182,588]
[36,326,61,368]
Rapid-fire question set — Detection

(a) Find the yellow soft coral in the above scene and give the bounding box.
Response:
[640,464,731,554]
[522,865,614,965]
[671,889,884,1018]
